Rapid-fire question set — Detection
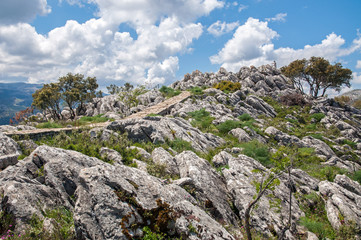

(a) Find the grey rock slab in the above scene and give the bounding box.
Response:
[0,132,21,169]
[245,95,277,117]
[100,147,123,165]
[223,154,304,238]
[151,147,179,175]
[318,175,361,230]
[74,164,236,240]
[265,126,301,146]
[0,145,106,232]
[212,151,233,167]
[301,136,335,160]
[229,128,252,143]
[175,151,239,225]
[107,116,225,153]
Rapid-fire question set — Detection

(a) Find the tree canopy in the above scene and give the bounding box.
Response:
[32,73,101,120]
[281,57,352,98]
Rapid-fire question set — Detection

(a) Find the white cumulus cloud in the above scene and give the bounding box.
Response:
[210,18,361,72]
[0,0,51,25]
[207,20,239,37]
[210,18,278,68]
[0,0,222,86]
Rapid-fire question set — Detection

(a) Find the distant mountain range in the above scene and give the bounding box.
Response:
[341,89,361,102]
[0,82,42,125]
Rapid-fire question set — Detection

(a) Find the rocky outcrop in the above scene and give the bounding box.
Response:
[0,146,236,240]
[151,147,179,175]
[319,175,361,230]
[107,116,225,152]
[0,132,21,169]
[174,151,239,226]
[171,64,295,98]
[223,154,304,238]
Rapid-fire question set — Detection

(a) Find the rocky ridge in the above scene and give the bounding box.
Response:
[0,64,361,239]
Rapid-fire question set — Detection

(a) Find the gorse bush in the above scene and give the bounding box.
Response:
[159,86,181,98]
[213,80,241,93]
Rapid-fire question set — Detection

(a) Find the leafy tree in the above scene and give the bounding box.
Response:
[118,83,147,110]
[32,83,63,120]
[106,84,121,95]
[281,57,352,98]
[32,73,101,121]
[58,73,100,118]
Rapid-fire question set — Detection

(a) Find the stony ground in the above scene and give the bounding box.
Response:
[1,64,361,240]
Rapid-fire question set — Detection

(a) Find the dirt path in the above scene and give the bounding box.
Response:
[4,91,191,138]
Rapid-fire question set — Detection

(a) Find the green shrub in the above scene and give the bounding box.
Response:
[238,113,253,122]
[36,121,63,129]
[298,192,335,239]
[350,170,361,184]
[1,207,75,240]
[311,113,325,122]
[159,86,181,98]
[216,120,242,134]
[189,86,203,95]
[300,217,329,239]
[342,139,357,149]
[240,140,271,167]
[36,131,143,166]
[166,138,194,153]
[142,226,166,240]
[188,108,215,132]
[213,80,241,93]
[78,114,109,123]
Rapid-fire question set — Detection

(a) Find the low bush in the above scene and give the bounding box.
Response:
[188,108,215,132]
[350,170,361,184]
[353,99,361,109]
[213,80,241,93]
[78,114,109,123]
[189,86,203,95]
[310,113,325,123]
[216,120,241,134]
[280,93,307,106]
[238,113,253,122]
[36,121,63,129]
[240,140,271,167]
[166,138,194,153]
[159,86,181,98]
[334,95,351,106]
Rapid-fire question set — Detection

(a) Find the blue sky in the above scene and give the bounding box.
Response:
[0,0,360,94]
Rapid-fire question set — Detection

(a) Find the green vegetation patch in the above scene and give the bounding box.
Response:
[213,80,241,93]
[159,86,181,98]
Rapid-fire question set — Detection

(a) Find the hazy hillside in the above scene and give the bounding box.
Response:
[0,82,42,125]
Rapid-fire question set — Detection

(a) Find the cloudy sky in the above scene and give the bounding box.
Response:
[0,0,360,93]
